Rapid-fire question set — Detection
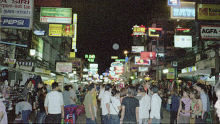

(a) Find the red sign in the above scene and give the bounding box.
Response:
[141,52,156,60]
[35,0,62,7]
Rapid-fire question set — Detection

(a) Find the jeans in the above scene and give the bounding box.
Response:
[22,110,31,124]
[86,118,97,124]
[151,118,160,124]
[45,114,61,124]
[102,115,110,124]
[139,118,148,124]
[170,111,178,124]
[37,111,46,123]
[110,115,120,124]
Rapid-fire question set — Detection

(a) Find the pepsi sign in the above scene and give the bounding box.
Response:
[1,16,32,29]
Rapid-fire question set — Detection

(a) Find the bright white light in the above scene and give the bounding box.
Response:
[30,49,36,56]
[163,69,169,74]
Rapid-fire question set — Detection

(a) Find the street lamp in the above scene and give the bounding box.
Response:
[123,50,128,57]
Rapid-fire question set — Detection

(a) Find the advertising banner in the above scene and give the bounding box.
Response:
[0,16,32,29]
[49,24,63,36]
[138,67,149,72]
[198,4,220,20]
[40,7,72,24]
[89,64,98,69]
[170,2,195,20]
[174,35,192,48]
[0,0,33,17]
[132,25,146,36]
[135,56,151,65]
[56,62,72,72]
[35,0,62,7]
[131,46,144,53]
[201,25,220,40]
[140,52,156,60]
[167,68,175,79]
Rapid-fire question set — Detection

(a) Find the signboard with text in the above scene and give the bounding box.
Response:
[0,0,33,17]
[56,62,72,72]
[132,46,144,53]
[35,0,62,7]
[40,7,72,24]
[135,56,151,65]
[174,35,192,48]
[170,2,195,20]
[168,0,180,6]
[1,16,32,29]
[198,4,220,20]
[200,25,220,40]
[132,25,146,36]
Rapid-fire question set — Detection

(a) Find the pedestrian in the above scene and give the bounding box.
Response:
[170,90,180,124]
[148,85,162,124]
[120,86,139,124]
[101,84,112,124]
[194,83,209,123]
[36,86,47,123]
[69,85,77,104]
[92,84,98,119]
[177,89,191,124]
[63,85,71,106]
[214,81,220,121]
[120,88,127,103]
[0,94,7,124]
[15,98,32,123]
[84,83,96,124]
[109,88,121,124]
[189,90,203,124]
[136,85,151,124]
[44,82,64,123]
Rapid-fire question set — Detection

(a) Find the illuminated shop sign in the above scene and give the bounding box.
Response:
[198,4,220,20]
[170,2,195,20]
[174,35,192,48]
[168,0,180,6]
[132,25,146,36]
[148,27,162,37]
[200,25,220,40]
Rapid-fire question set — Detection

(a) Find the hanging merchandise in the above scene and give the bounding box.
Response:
[0,69,8,82]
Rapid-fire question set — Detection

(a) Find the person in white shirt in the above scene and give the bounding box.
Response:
[101,84,112,124]
[109,89,121,124]
[15,98,32,123]
[69,85,77,104]
[44,82,64,123]
[148,86,162,124]
[136,85,151,124]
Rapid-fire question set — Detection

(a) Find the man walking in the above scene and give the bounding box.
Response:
[44,82,64,123]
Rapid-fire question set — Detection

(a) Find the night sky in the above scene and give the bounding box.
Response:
[75,0,169,74]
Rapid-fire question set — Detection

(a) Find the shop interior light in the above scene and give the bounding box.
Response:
[163,69,169,74]
[30,49,36,56]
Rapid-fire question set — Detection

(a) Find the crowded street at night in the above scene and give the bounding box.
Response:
[1,0,220,124]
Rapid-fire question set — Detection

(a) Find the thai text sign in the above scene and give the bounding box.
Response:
[1,16,31,29]
[132,25,146,36]
[201,25,220,40]
[49,24,74,37]
[56,62,72,72]
[132,46,144,53]
[0,0,33,17]
[40,7,72,24]
[170,2,195,20]
[198,4,220,20]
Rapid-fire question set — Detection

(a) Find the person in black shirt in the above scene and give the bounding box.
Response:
[120,86,139,124]
[36,86,47,123]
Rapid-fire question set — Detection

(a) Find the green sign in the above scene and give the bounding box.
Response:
[89,55,95,59]
[85,54,88,59]
[88,58,94,62]
[115,59,125,62]
[40,7,72,24]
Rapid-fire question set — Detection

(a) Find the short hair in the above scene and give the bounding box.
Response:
[105,84,112,91]
[88,83,95,91]
[120,88,127,97]
[64,85,69,91]
[128,86,136,96]
[111,88,119,96]
[151,85,159,93]
[196,83,206,91]
[52,82,59,89]
[137,85,145,92]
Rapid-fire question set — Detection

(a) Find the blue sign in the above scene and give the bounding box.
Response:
[168,0,180,6]
[1,16,31,29]
[171,2,195,20]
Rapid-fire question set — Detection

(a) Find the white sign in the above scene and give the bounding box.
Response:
[0,0,33,17]
[132,46,144,53]
[201,25,220,40]
[111,62,123,67]
[174,35,192,48]
[138,67,148,72]
[56,62,72,72]
[89,63,98,69]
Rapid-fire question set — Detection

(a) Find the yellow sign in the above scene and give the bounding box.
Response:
[167,68,175,79]
[49,24,62,36]
[70,52,75,58]
[198,4,220,20]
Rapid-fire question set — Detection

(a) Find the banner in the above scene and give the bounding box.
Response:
[0,0,33,17]
[131,46,144,53]
[167,68,175,79]
[40,7,72,24]
[200,25,220,40]
[138,67,149,72]
[49,24,63,36]
[135,56,151,65]
[198,4,220,20]
[168,0,180,6]
[174,35,192,48]
[35,0,62,7]
[170,2,195,20]
[0,16,32,29]
[132,25,146,36]
[56,62,72,72]
[140,52,156,60]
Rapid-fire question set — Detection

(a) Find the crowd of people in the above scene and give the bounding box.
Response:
[0,79,220,124]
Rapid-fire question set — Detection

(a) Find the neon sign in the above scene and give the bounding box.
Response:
[148,27,162,37]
